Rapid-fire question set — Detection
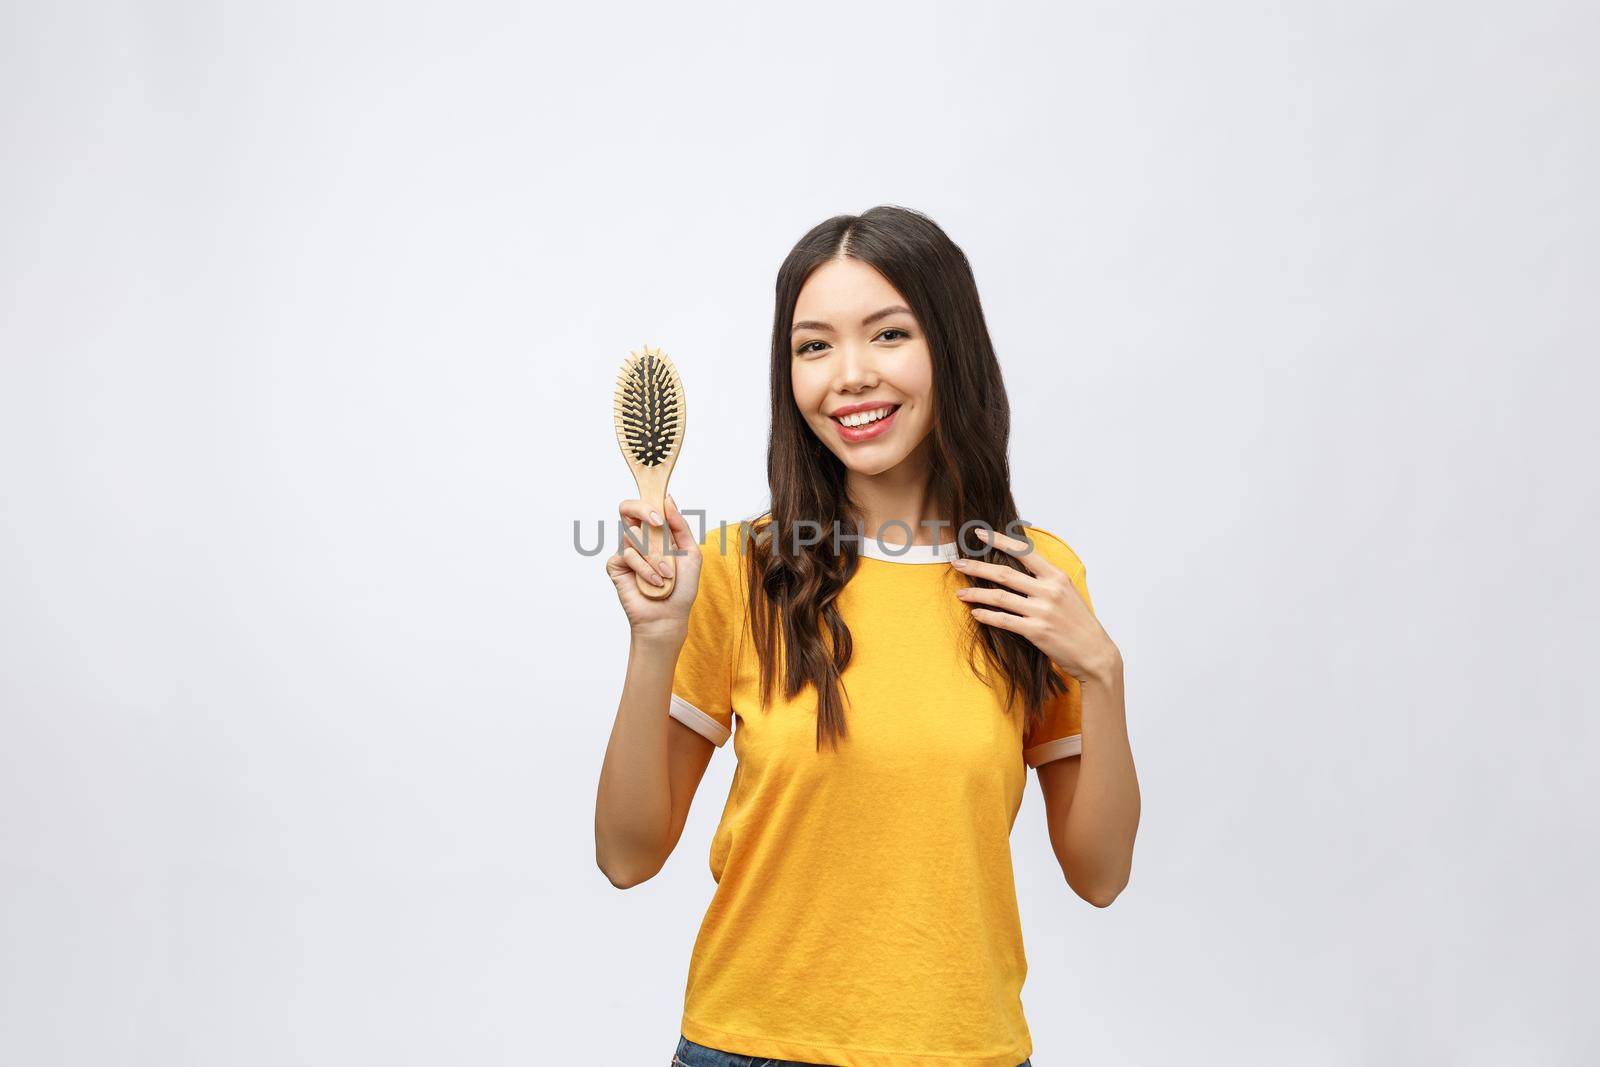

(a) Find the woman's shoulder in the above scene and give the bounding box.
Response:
[689,510,770,595]
[1014,522,1087,578]
[694,509,769,559]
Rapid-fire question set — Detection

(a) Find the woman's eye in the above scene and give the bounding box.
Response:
[795,329,908,356]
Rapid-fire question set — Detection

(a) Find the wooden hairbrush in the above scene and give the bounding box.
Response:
[613,343,687,599]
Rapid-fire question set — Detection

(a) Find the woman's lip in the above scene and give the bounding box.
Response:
[830,400,898,417]
[832,404,900,442]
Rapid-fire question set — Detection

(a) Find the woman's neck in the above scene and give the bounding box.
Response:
[844,456,952,547]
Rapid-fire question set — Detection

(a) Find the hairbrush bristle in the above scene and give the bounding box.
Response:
[613,345,683,467]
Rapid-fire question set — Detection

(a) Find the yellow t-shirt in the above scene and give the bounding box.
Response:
[669,517,1092,1067]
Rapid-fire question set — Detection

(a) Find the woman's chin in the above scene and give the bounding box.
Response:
[834,448,911,478]
[814,424,928,477]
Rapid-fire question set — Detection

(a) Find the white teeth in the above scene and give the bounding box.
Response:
[838,405,894,428]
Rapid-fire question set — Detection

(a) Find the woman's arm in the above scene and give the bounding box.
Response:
[594,629,716,888]
[1037,652,1139,906]
[593,496,715,888]
[955,526,1141,906]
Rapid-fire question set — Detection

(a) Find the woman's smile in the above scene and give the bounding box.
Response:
[830,402,902,441]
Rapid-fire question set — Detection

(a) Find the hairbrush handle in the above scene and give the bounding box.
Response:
[631,483,675,600]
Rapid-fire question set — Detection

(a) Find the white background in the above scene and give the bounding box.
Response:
[2,2,1595,1064]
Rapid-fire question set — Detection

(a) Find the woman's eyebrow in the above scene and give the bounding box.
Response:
[791,305,914,334]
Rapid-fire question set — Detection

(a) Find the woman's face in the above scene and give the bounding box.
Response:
[789,257,934,478]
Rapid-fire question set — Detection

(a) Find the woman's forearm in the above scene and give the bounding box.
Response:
[593,630,683,887]
[1061,653,1141,906]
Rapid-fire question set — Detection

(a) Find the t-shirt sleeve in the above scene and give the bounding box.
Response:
[667,526,741,749]
[1021,531,1095,768]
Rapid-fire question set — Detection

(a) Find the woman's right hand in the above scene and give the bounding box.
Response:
[604,494,701,642]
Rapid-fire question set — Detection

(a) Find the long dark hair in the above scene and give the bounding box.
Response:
[740,204,1068,751]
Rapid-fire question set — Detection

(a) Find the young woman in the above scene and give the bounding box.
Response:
[595,205,1140,1067]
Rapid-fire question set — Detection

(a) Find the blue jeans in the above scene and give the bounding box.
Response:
[672,1033,1032,1066]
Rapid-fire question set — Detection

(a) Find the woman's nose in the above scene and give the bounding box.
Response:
[833,342,879,391]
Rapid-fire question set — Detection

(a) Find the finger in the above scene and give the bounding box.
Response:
[616,502,663,561]
[604,546,649,583]
[620,542,668,585]
[968,605,1034,636]
[951,555,1042,593]
[955,584,1034,616]
[618,498,664,528]
[976,527,1055,578]
[662,494,696,554]
[616,502,647,549]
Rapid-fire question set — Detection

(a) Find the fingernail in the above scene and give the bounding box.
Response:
[649,510,663,525]
[648,570,664,585]
[975,528,989,540]
[952,558,968,568]
[657,558,673,577]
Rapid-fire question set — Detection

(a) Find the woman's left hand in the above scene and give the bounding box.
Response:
[953,527,1121,685]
